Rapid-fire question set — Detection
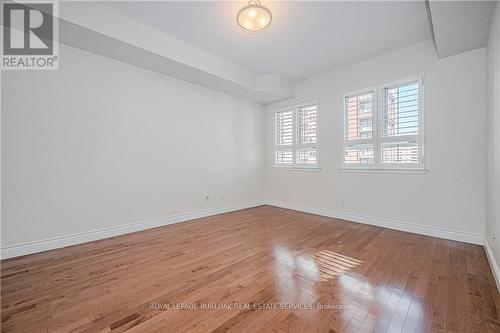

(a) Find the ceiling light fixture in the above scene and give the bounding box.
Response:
[237,0,272,32]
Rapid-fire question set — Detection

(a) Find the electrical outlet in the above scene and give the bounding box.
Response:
[341,198,346,206]
[205,195,210,203]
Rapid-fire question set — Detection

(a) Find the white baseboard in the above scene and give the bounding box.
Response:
[484,239,500,293]
[265,199,484,245]
[0,198,487,258]
[0,199,265,260]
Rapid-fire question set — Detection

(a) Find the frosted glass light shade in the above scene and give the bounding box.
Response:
[237,1,272,32]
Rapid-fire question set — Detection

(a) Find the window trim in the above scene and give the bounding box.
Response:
[341,74,426,172]
[273,100,320,170]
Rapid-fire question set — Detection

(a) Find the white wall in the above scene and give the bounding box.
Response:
[0,38,489,257]
[265,40,486,240]
[486,4,500,267]
[1,44,265,250]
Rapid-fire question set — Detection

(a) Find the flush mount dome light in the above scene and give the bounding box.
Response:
[237,0,272,32]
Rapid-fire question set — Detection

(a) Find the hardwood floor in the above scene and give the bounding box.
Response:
[1,205,499,332]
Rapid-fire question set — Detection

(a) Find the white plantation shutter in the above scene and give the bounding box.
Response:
[380,80,421,165]
[275,109,294,165]
[276,110,293,146]
[343,75,424,169]
[296,103,318,165]
[274,101,319,167]
[343,91,375,164]
[297,104,317,145]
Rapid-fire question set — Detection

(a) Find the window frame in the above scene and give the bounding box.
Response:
[341,75,426,172]
[273,100,320,170]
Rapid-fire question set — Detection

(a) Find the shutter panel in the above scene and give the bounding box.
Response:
[380,81,420,165]
[344,91,375,164]
[275,150,293,165]
[383,82,419,137]
[297,104,317,145]
[296,103,318,165]
[345,92,373,141]
[276,110,293,147]
[381,142,419,164]
[275,109,294,165]
[296,148,317,164]
[344,145,374,164]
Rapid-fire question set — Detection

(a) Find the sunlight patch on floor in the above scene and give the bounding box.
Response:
[313,250,362,281]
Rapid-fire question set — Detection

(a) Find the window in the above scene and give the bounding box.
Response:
[274,101,319,168]
[342,75,424,170]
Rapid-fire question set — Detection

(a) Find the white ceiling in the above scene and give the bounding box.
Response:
[105,1,432,82]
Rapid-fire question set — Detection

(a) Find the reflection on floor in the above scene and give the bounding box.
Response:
[314,250,363,281]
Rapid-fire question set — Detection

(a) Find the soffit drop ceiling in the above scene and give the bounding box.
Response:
[105,1,433,82]
[428,0,495,58]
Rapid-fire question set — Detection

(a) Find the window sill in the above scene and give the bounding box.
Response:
[272,166,322,172]
[339,167,427,175]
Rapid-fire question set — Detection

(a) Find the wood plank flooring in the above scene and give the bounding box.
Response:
[1,205,499,332]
